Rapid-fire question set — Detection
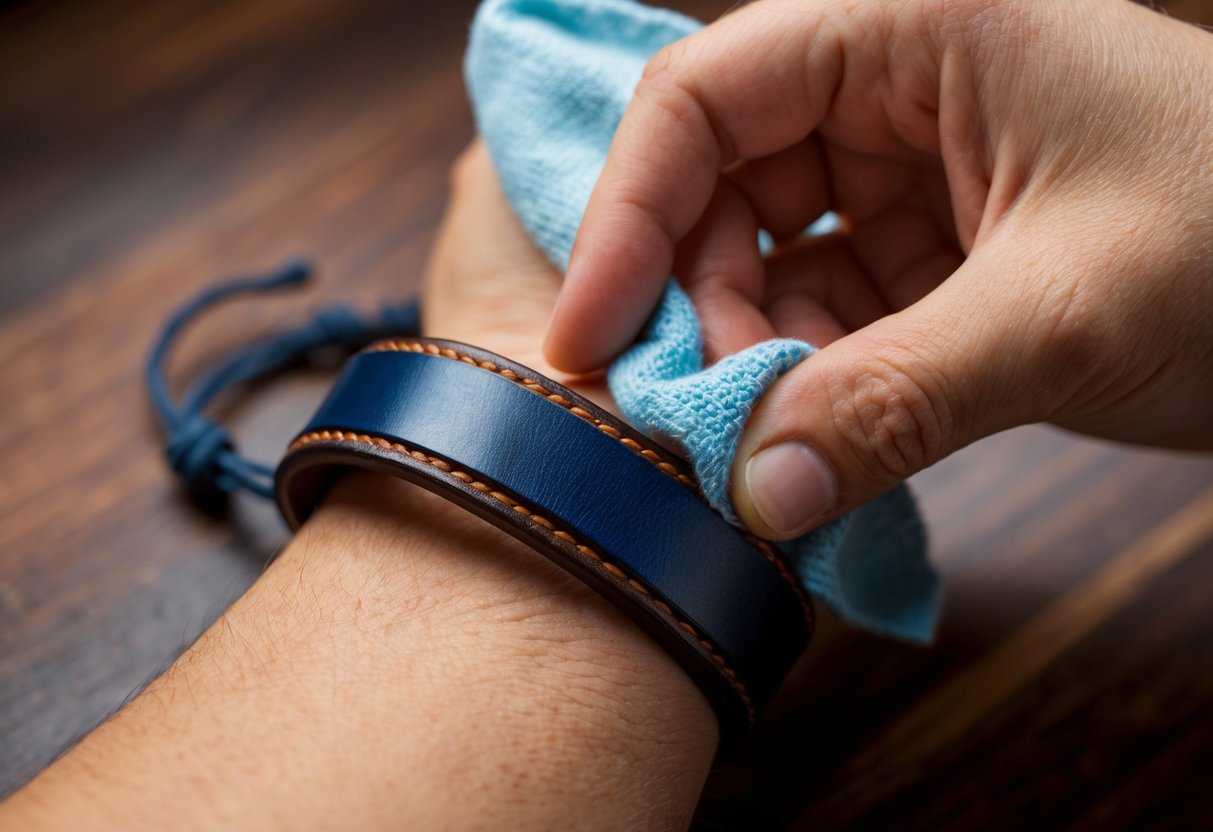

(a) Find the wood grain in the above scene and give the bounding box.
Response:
[1,0,1211,828]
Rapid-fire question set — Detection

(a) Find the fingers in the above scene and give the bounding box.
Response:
[692,203,956,355]
[846,197,962,310]
[723,137,832,242]
[673,179,774,361]
[729,232,1077,540]
[546,0,894,372]
[761,234,889,345]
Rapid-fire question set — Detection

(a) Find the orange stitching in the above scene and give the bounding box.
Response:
[365,339,812,620]
[367,340,700,492]
[288,429,755,723]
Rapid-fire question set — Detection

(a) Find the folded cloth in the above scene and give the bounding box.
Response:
[466,0,940,642]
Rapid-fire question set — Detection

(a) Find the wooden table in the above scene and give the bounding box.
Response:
[2,1,1211,828]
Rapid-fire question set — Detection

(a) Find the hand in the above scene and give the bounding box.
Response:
[545,0,1213,539]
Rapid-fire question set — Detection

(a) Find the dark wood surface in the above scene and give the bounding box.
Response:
[2,1,1211,828]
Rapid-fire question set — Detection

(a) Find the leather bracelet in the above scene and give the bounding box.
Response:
[275,338,813,745]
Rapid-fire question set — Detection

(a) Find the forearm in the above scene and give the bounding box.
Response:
[1,474,716,831]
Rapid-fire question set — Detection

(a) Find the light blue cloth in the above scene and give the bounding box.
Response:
[466,0,940,641]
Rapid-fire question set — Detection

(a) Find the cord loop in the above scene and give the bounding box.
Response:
[146,260,420,504]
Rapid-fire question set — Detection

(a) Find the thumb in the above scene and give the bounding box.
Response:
[729,244,1078,540]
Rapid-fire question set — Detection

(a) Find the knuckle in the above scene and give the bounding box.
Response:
[931,0,1012,27]
[636,43,723,158]
[639,42,687,91]
[636,38,739,166]
[827,352,953,482]
[931,0,1039,53]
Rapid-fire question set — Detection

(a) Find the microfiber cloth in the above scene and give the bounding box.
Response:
[466,0,941,642]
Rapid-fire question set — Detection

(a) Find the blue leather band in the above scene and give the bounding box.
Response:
[275,339,812,743]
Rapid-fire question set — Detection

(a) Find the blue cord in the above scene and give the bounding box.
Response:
[146,260,420,503]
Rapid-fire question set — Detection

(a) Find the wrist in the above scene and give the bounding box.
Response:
[298,471,719,725]
[3,471,716,832]
[264,470,718,828]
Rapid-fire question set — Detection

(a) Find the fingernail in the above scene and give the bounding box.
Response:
[744,442,838,536]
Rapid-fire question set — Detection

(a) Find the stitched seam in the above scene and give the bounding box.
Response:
[367,340,701,492]
[366,340,811,619]
[289,428,755,723]
[746,534,812,617]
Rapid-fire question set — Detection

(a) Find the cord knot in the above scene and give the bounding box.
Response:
[165,413,235,494]
[146,259,420,507]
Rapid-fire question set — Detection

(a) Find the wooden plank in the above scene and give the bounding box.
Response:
[1,1,1211,829]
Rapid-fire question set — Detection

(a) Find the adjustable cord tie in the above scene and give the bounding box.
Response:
[146,259,420,505]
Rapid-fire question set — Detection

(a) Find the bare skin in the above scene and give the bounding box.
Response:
[5,1,1212,825]
[0,146,717,832]
[544,0,1213,539]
